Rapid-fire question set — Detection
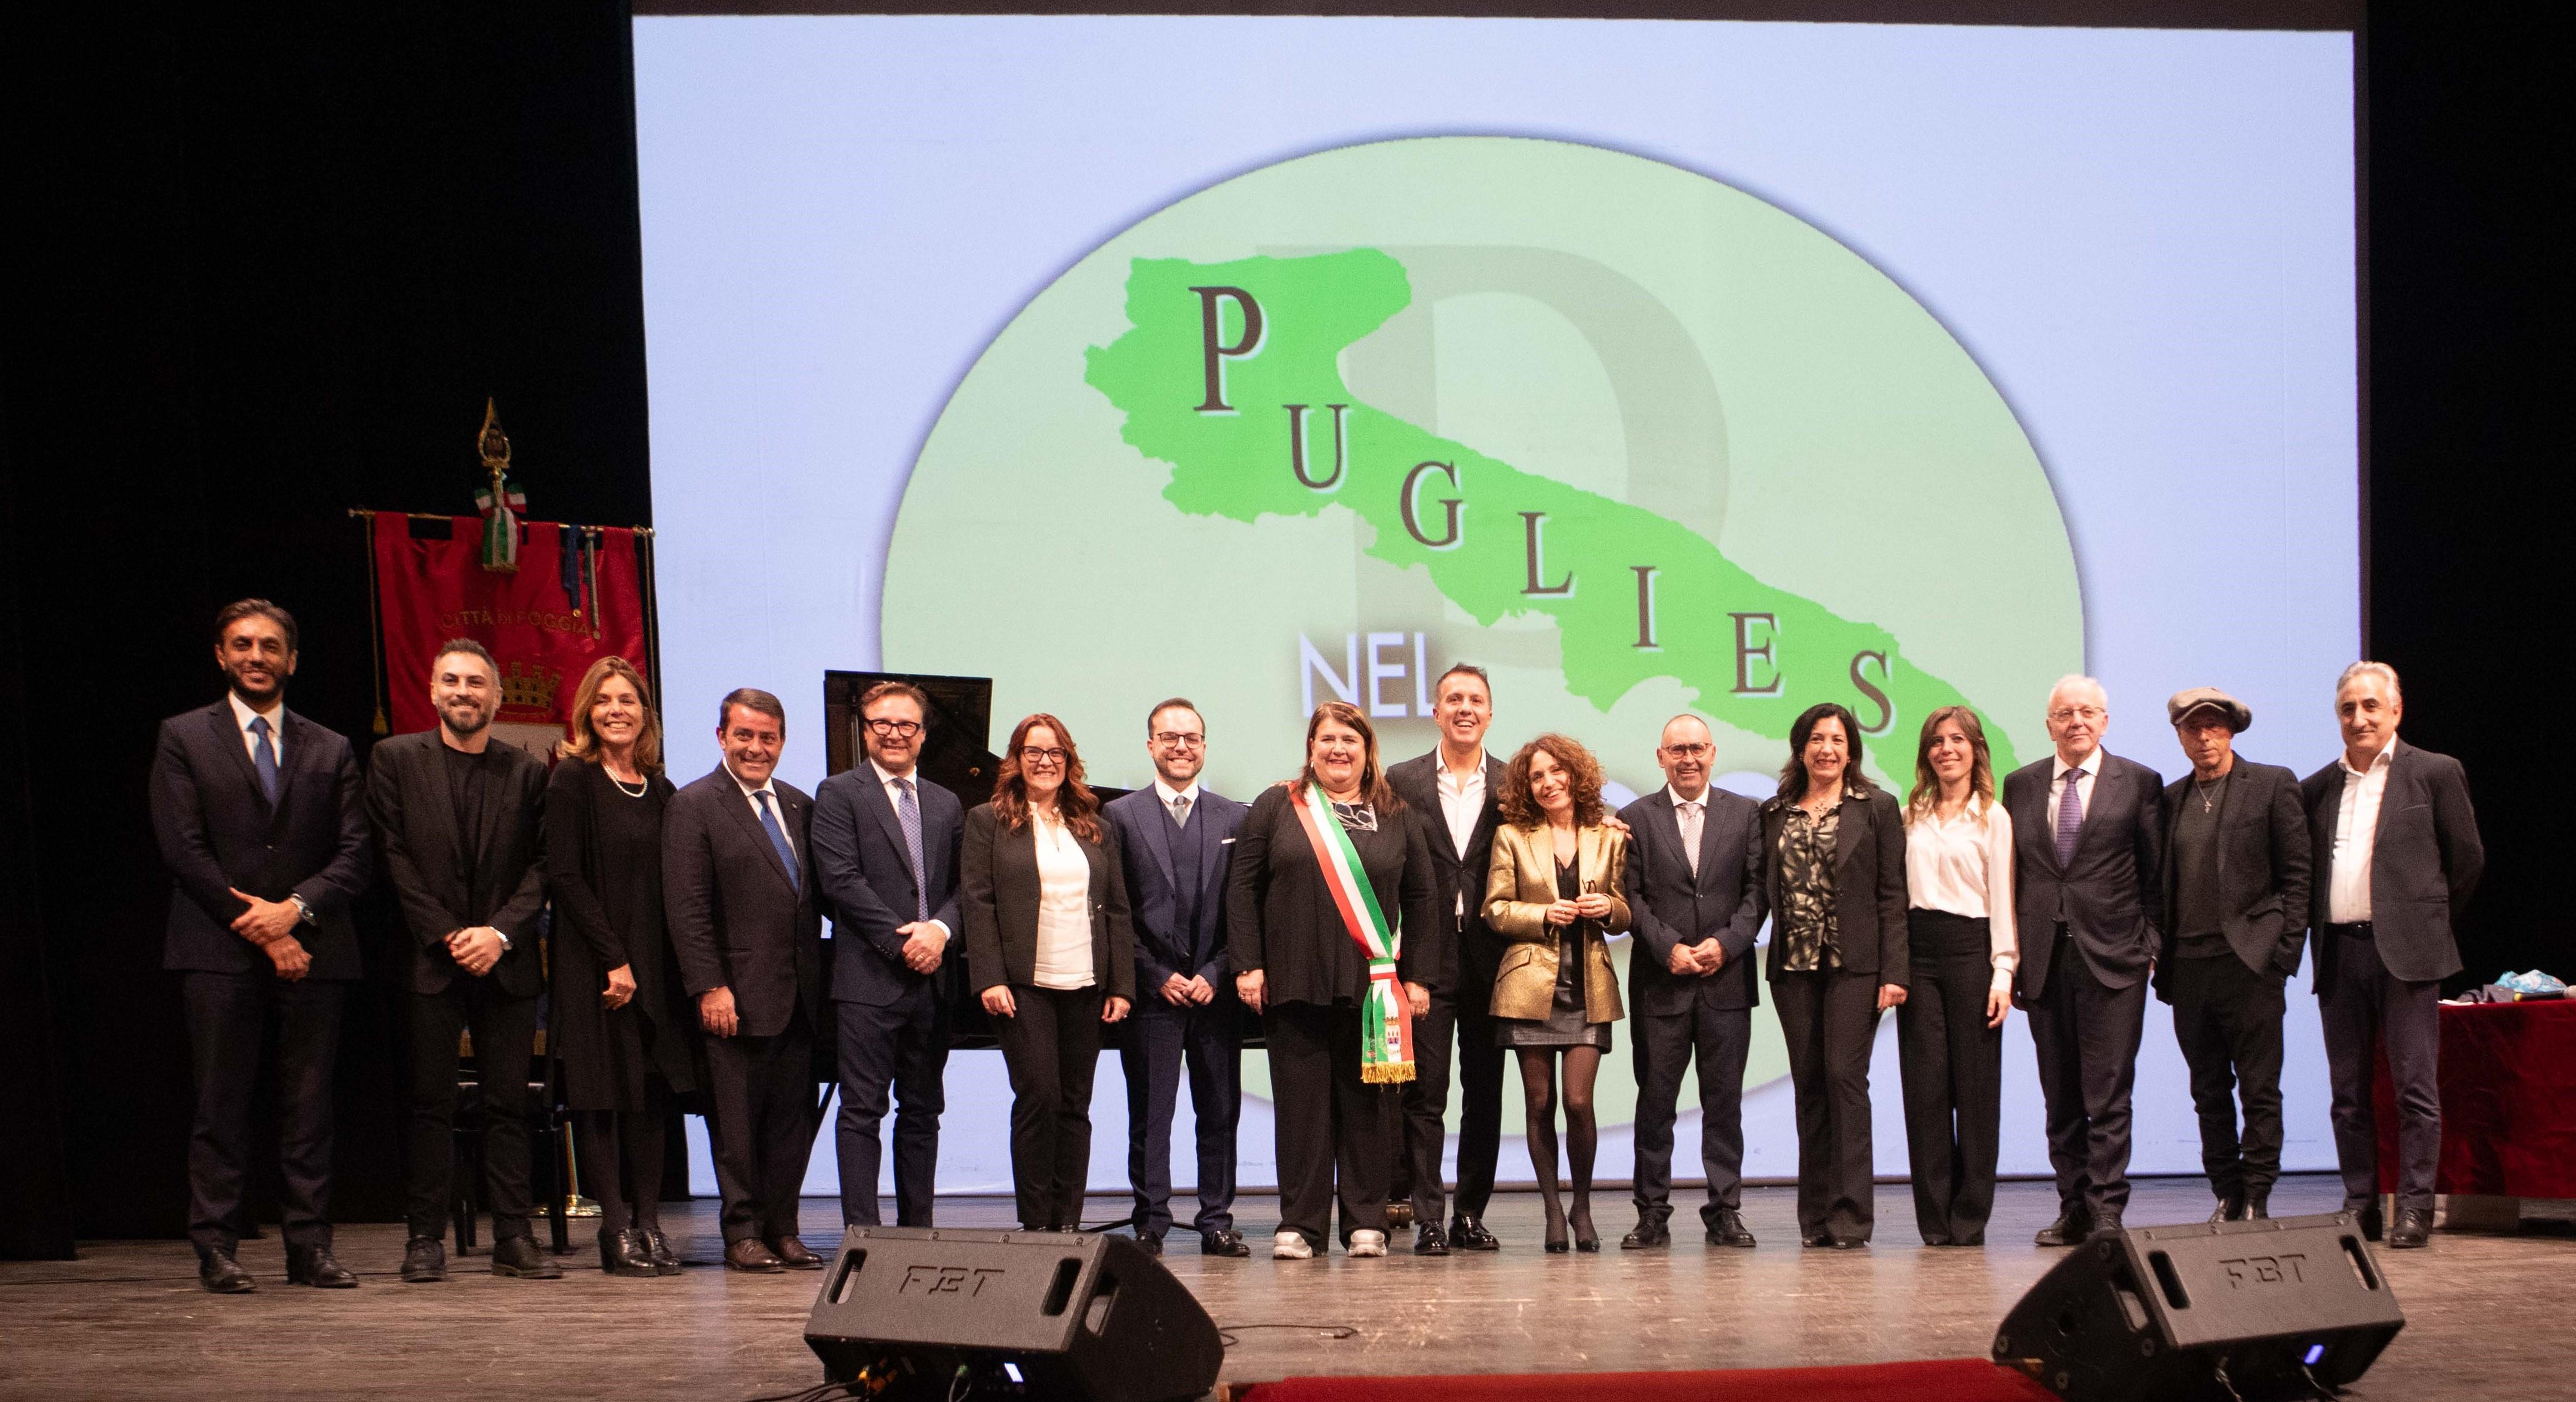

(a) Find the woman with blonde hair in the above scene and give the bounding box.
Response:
[543,655,693,1275]
[1898,704,2017,1246]
[1483,733,1630,1253]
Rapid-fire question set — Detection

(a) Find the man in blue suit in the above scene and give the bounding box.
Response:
[809,680,964,1228]
[1106,699,1250,1257]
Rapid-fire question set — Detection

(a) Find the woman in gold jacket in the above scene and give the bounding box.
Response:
[1482,733,1631,1252]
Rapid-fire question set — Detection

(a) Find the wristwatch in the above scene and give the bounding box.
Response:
[288,894,316,926]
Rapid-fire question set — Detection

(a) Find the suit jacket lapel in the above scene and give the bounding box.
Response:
[2070,763,2116,864]
[720,770,798,894]
[204,704,273,816]
[1143,798,1180,890]
[1691,794,1725,895]
[857,774,921,891]
[2371,745,2407,845]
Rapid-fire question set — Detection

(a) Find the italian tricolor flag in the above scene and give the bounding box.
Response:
[1290,782,1415,1084]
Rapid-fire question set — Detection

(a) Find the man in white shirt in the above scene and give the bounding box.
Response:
[2301,662,2483,1248]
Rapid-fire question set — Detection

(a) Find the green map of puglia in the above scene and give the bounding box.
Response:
[1085,249,2020,773]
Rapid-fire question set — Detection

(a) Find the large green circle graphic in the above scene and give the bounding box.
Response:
[886,137,2079,1129]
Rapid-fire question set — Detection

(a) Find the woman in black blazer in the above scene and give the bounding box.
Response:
[1229,701,1439,1260]
[962,713,1135,1233]
[542,657,695,1276]
[1760,702,1909,1249]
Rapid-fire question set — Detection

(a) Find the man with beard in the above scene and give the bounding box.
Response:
[367,639,559,1282]
[150,599,371,1292]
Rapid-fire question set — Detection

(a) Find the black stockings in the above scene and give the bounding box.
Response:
[1517,1046,1602,1242]
[573,1107,668,1234]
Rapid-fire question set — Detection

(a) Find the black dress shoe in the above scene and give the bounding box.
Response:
[400,1236,447,1283]
[2209,1196,2246,1224]
[770,1235,826,1270]
[1413,1224,1450,1256]
[1134,1235,1164,1256]
[1621,1221,1671,1250]
[2387,1207,2433,1249]
[641,1226,683,1274]
[1706,1209,1757,1248]
[1200,1229,1251,1258]
[724,1239,786,1273]
[286,1244,358,1288]
[2246,1194,2271,1221]
[2351,1203,2384,1242]
[2033,1209,2091,1247]
[198,1248,257,1294]
[1450,1216,1500,1252]
[600,1227,658,1277]
[1801,1232,1834,1248]
[2085,1214,2126,1243]
[490,1234,564,1279]
[1829,1235,1868,1250]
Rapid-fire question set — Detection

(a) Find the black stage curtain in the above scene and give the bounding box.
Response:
[1,4,2563,1254]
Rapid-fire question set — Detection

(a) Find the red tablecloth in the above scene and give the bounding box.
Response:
[2375,997,2576,1197]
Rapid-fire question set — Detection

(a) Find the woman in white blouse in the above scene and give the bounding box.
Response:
[962,713,1136,1232]
[1897,705,2017,1247]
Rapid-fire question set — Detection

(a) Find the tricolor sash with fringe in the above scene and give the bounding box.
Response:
[1289,782,1415,1084]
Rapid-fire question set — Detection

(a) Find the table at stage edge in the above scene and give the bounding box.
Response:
[2374,997,2576,1202]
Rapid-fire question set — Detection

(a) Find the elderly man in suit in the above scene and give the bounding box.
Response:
[1382,663,1512,1254]
[2004,675,2165,1245]
[2155,688,2311,1225]
[150,599,371,1293]
[1106,699,1251,1258]
[667,688,828,1272]
[2304,662,2482,1249]
[809,679,964,1230]
[366,638,557,1283]
[1616,713,1767,1250]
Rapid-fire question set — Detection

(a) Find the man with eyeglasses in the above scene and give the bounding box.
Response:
[809,680,965,1229]
[2002,675,2166,1246]
[1104,699,1251,1257]
[1617,714,1767,1248]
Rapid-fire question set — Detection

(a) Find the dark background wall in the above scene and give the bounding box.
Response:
[2,3,2559,1255]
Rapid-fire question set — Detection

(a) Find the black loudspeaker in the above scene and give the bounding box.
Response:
[1994,1213,2403,1401]
[805,1226,1223,1401]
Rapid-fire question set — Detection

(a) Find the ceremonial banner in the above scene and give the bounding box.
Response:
[370,512,650,742]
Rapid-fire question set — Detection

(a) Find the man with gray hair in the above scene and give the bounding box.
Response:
[2302,662,2482,1249]
[2003,675,2166,1245]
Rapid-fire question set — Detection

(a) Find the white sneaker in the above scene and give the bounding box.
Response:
[1272,1230,1314,1260]
[1347,1229,1387,1258]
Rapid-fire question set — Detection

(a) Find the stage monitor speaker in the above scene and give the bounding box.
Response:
[1994,1212,2403,1401]
[805,1226,1223,1401]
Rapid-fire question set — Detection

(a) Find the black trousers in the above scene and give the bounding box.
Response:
[1396,967,1507,1225]
[1629,1001,1752,1229]
[704,1010,817,1245]
[1772,967,1881,1242]
[1266,1002,1395,1247]
[183,970,345,1255]
[2170,951,2288,1204]
[834,982,949,1228]
[1897,911,2004,1245]
[2320,924,2441,1213]
[2027,926,2146,1221]
[405,979,539,1241]
[1120,994,1240,1240]
[992,984,1104,1231]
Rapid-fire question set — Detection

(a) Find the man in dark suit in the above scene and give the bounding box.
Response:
[1382,663,1511,1253]
[2154,688,2311,1224]
[1106,699,1251,1258]
[2303,662,2482,1249]
[809,679,963,1230]
[149,599,371,1293]
[666,687,828,1272]
[1617,713,1767,1249]
[2003,675,2165,1244]
[366,638,558,1283]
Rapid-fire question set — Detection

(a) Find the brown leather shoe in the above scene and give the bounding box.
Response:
[724,1239,786,1273]
[769,1235,826,1270]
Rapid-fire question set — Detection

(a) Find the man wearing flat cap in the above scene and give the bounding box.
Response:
[2156,688,2310,1224]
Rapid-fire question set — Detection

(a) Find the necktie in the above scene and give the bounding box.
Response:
[248,715,280,805]
[1170,794,1192,829]
[2055,767,2085,867]
[756,791,799,892]
[1678,799,1703,877]
[895,778,929,921]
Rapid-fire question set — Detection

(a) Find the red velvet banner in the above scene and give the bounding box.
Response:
[371,512,648,737]
[2376,998,2576,1198]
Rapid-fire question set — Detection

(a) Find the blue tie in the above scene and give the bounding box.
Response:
[249,715,280,805]
[2055,766,2085,868]
[895,778,929,922]
[756,791,799,892]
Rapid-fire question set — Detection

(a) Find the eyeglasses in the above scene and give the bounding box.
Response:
[864,718,923,738]
[1151,731,1205,748]
[1020,747,1069,766]
[2047,706,2106,723]
[1660,743,1714,759]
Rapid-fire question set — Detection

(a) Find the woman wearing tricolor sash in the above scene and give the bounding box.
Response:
[1229,702,1440,1260]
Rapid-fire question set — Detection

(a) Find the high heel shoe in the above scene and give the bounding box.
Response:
[599,1226,658,1277]
[1542,1203,1570,1254]
[1570,1203,1599,1253]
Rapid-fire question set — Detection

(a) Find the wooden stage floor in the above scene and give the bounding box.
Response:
[3,1174,2568,1400]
